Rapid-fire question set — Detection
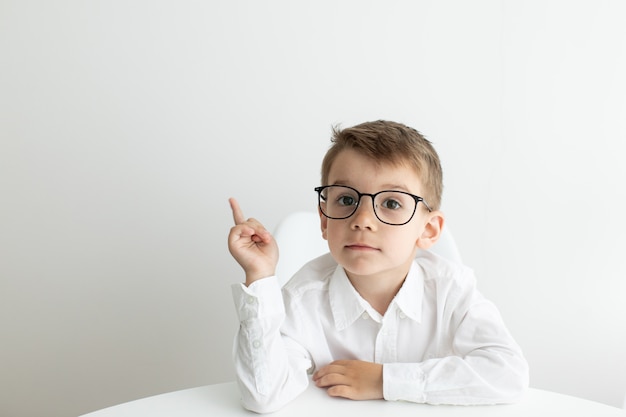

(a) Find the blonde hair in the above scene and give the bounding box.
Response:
[321,120,443,210]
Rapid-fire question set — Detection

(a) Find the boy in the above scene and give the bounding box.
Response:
[228,120,528,413]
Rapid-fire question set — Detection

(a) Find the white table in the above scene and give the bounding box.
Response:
[80,381,626,417]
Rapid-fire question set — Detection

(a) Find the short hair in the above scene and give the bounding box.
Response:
[321,120,443,210]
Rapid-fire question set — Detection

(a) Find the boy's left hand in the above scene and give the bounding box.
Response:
[312,360,383,400]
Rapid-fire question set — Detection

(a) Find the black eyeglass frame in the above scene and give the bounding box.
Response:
[314,185,432,226]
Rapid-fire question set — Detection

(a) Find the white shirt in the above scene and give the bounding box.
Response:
[231,251,529,413]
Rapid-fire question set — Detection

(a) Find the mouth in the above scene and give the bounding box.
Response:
[345,244,379,251]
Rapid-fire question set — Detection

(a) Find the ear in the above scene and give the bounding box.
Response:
[319,207,328,240]
[416,211,444,250]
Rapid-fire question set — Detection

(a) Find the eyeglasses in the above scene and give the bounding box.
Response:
[314,185,432,226]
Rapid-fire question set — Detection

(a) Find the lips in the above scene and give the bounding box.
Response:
[345,243,379,251]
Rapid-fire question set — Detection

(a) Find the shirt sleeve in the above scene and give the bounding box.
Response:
[231,277,313,413]
[383,279,529,405]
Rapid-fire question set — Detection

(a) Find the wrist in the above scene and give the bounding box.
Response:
[245,271,275,287]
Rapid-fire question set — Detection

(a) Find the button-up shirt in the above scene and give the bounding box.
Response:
[231,251,529,413]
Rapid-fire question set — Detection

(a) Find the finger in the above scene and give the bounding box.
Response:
[229,222,271,248]
[326,385,353,399]
[229,197,246,225]
[313,364,346,381]
[315,361,348,375]
[314,371,346,388]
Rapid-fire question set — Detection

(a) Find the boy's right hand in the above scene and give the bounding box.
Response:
[227,198,278,286]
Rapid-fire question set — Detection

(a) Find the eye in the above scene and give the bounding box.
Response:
[380,197,402,210]
[337,194,357,207]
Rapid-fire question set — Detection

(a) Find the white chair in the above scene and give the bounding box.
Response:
[273,211,329,286]
[273,211,462,287]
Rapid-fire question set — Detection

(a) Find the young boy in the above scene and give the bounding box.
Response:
[227,120,528,413]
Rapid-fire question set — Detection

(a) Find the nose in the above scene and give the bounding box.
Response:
[350,195,377,230]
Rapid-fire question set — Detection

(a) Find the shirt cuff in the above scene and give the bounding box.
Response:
[231,276,284,322]
[383,363,427,403]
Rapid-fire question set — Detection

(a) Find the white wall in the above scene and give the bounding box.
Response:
[1,1,625,416]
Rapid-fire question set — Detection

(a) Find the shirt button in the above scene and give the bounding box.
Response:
[361,313,369,320]
[399,312,406,319]
[246,296,255,304]
[252,340,261,348]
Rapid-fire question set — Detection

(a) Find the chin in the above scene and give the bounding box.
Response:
[339,259,385,278]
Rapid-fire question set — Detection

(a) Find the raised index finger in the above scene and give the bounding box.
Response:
[229,197,246,225]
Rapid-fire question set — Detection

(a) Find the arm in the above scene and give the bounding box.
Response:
[228,199,312,413]
[383,289,529,405]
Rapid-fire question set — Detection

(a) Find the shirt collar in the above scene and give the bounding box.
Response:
[329,266,367,330]
[329,260,424,331]
[392,260,424,323]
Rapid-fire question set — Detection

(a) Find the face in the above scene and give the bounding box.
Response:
[320,149,442,283]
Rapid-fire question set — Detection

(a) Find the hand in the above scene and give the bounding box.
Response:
[227,198,278,286]
[313,360,383,400]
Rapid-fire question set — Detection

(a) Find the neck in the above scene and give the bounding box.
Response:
[346,267,409,316]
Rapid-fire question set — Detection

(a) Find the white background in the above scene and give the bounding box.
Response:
[1,1,625,416]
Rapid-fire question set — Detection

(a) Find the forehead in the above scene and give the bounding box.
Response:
[328,149,423,192]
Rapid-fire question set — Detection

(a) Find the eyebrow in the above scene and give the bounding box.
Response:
[330,180,413,193]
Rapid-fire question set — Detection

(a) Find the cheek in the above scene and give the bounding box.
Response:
[393,228,422,248]
[324,226,339,244]
[324,224,345,249]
